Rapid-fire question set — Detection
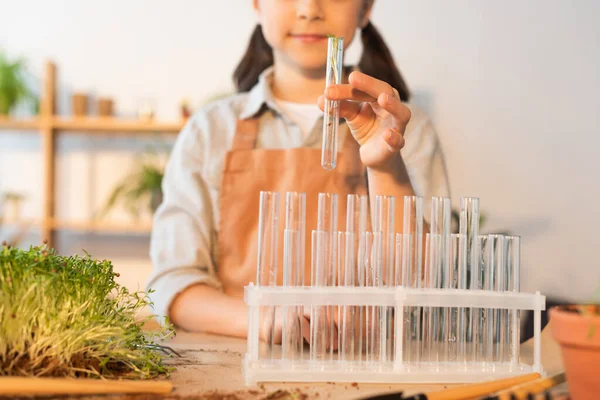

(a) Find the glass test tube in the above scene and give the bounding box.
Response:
[338,231,355,361]
[493,235,508,363]
[361,231,382,363]
[449,233,468,363]
[256,191,280,359]
[429,197,451,362]
[321,36,344,171]
[460,197,480,362]
[401,196,424,363]
[374,195,395,361]
[282,192,306,361]
[310,230,329,360]
[480,235,505,363]
[423,233,441,362]
[346,194,367,359]
[315,193,338,360]
[506,235,521,364]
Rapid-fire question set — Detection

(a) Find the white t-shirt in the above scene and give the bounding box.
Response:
[272,97,323,145]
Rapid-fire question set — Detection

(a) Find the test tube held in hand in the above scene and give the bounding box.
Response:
[460,197,480,362]
[321,36,344,171]
[256,191,280,358]
[506,235,521,364]
[374,195,395,361]
[282,192,306,361]
[401,196,424,364]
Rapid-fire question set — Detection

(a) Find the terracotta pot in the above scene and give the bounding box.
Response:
[550,305,600,399]
[72,93,88,116]
[98,98,114,116]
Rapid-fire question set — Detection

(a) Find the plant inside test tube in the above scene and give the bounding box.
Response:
[326,35,341,116]
[321,36,343,170]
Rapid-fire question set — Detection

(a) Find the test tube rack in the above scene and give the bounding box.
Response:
[243,192,546,385]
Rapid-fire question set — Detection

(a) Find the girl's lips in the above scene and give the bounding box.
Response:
[290,34,328,43]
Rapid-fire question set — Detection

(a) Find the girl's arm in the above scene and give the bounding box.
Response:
[320,71,419,233]
[169,284,249,337]
[366,152,414,235]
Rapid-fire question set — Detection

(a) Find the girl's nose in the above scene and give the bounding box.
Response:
[296,0,325,21]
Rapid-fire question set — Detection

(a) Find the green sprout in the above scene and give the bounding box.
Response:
[326,35,343,87]
[0,243,175,378]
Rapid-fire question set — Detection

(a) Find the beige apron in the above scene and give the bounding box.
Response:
[217,116,368,298]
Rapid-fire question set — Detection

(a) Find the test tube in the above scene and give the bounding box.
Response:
[493,235,508,363]
[460,197,480,362]
[310,229,329,361]
[401,196,424,364]
[282,192,306,361]
[338,231,355,361]
[321,36,344,171]
[506,235,521,364]
[256,191,280,359]
[449,233,468,363]
[346,194,367,360]
[317,193,338,359]
[374,195,395,361]
[423,233,441,362]
[480,234,505,363]
[362,231,382,363]
[429,197,451,362]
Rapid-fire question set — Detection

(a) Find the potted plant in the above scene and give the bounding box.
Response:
[550,288,600,398]
[100,150,165,220]
[0,51,37,115]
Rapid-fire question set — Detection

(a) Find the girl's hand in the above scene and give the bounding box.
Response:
[259,308,338,351]
[259,308,312,346]
[318,71,412,170]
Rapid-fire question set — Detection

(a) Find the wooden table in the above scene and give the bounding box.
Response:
[157,323,565,399]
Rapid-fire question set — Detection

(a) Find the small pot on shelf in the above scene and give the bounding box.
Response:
[550,304,600,398]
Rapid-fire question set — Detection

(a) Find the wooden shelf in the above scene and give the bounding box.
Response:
[0,62,176,246]
[0,218,40,230]
[50,218,153,234]
[53,117,184,133]
[0,116,41,130]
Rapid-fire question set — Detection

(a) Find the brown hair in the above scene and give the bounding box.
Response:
[233,23,410,101]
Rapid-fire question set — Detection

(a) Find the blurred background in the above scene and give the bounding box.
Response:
[0,0,598,305]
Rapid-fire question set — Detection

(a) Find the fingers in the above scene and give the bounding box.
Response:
[324,84,377,102]
[383,128,405,152]
[318,95,369,123]
[348,71,395,100]
[377,92,412,129]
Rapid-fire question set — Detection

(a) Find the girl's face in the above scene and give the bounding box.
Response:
[254,0,373,74]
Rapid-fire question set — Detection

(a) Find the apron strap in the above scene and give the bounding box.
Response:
[232,118,260,150]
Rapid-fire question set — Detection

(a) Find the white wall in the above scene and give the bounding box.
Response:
[1,0,599,302]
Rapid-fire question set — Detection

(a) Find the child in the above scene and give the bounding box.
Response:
[147,0,449,340]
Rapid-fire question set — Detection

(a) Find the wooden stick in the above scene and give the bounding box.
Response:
[403,372,541,400]
[0,377,172,396]
[483,372,566,400]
